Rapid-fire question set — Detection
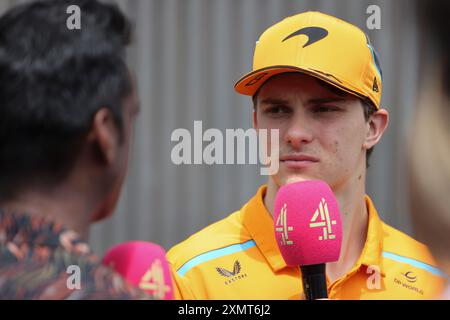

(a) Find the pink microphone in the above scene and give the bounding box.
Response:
[274,180,343,299]
[102,241,174,300]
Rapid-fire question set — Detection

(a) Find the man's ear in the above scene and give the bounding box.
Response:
[363,108,389,150]
[87,108,120,165]
[253,109,258,129]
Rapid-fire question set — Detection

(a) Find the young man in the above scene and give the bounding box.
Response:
[0,0,147,299]
[167,11,446,299]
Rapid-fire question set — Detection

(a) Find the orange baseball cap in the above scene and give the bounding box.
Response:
[234,11,383,109]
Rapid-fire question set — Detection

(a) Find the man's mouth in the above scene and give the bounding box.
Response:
[279,154,319,169]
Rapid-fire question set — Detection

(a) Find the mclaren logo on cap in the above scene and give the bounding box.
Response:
[282,26,329,48]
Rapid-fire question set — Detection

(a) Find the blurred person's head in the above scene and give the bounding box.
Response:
[0,0,138,231]
[409,1,450,277]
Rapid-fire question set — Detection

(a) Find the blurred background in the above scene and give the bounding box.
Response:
[0,0,420,254]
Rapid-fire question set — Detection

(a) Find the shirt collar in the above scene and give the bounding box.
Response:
[242,185,386,275]
[358,195,386,276]
[242,185,288,272]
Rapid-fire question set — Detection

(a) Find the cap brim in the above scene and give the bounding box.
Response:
[234,65,367,102]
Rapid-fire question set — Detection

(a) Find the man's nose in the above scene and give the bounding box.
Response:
[284,112,314,150]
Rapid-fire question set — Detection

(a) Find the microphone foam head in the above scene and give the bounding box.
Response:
[103,241,174,300]
[274,180,342,266]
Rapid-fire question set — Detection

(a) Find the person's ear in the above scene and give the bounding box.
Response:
[363,108,389,150]
[87,108,120,165]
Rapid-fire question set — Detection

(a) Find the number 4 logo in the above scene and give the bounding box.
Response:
[139,259,171,299]
[275,203,294,245]
[309,198,337,241]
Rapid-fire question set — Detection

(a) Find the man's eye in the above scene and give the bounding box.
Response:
[313,105,340,113]
[265,105,291,115]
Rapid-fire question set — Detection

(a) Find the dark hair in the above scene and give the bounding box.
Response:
[252,79,378,169]
[0,0,132,198]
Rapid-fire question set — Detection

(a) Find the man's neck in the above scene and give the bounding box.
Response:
[325,182,368,283]
[0,186,93,240]
[264,174,369,284]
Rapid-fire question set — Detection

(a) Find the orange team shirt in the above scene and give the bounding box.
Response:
[167,186,447,299]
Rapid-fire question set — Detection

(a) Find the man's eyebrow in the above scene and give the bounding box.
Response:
[259,98,290,105]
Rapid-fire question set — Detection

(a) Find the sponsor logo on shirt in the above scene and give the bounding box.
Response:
[394,271,423,295]
[216,260,248,285]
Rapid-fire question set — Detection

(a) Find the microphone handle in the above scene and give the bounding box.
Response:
[300,263,328,300]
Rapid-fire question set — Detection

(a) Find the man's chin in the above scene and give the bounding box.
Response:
[272,173,317,188]
[285,175,314,185]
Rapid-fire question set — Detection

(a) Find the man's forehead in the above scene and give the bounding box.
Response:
[257,72,351,100]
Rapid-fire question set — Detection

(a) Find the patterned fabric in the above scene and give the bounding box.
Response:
[0,210,150,300]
